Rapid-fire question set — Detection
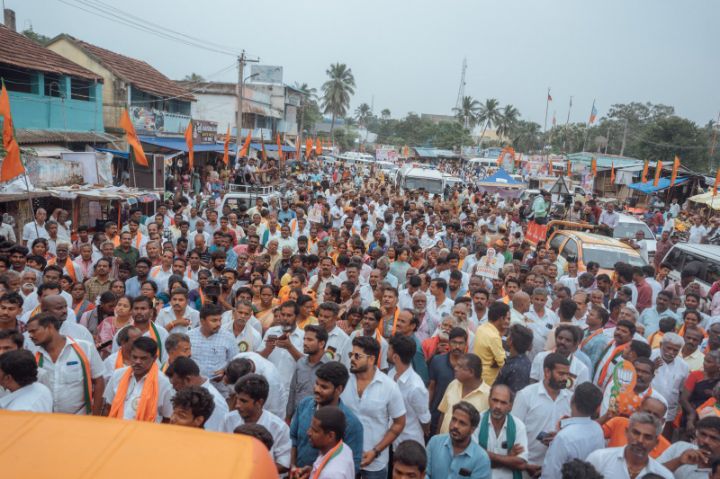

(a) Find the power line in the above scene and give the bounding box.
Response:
[55,0,242,57]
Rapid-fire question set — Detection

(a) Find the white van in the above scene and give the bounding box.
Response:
[220,184,281,215]
[468,158,497,169]
[661,243,720,292]
[396,165,445,195]
[613,213,657,263]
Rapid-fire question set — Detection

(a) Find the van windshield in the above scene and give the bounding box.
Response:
[582,246,646,269]
[612,222,654,240]
[404,177,443,194]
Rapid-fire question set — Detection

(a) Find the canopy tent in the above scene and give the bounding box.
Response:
[476,167,525,198]
[628,177,688,194]
[139,136,237,154]
[689,191,720,210]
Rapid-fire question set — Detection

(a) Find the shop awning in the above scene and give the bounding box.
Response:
[250,143,296,152]
[139,136,237,154]
[628,177,688,194]
[94,148,129,159]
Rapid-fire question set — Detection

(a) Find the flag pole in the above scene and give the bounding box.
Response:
[563,96,573,152]
[582,98,595,152]
[19,159,39,240]
[543,87,550,132]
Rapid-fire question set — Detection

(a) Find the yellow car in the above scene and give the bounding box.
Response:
[547,229,647,275]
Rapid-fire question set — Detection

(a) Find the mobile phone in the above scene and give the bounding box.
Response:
[536,432,548,442]
[459,468,471,477]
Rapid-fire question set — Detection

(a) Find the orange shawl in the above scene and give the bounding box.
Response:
[108,363,159,422]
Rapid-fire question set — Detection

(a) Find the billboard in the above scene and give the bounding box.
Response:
[250,65,283,84]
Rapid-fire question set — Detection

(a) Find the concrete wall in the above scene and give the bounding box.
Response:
[191,92,235,134]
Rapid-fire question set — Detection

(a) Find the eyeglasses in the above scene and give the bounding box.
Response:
[348,351,371,360]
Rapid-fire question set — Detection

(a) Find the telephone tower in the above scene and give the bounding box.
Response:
[455,58,467,112]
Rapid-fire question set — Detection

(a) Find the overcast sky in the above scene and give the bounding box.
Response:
[11,0,719,126]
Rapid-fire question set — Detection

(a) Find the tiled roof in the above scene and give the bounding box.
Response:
[56,35,194,101]
[16,129,119,145]
[0,26,101,81]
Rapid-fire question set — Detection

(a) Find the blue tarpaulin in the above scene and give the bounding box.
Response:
[249,143,296,153]
[95,148,129,159]
[139,136,237,153]
[480,167,522,185]
[628,176,688,194]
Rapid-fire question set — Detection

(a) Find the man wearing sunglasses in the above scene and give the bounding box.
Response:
[341,336,406,479]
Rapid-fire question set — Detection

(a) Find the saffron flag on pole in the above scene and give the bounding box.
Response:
[641,160,649,183]
[305,138,312,160]
[295,137,301,160]
[276,133,283,162]
[589,102,598,124]
[547,91,553,102]
[239,130,251,157]
[316,138,322,155]
[184,120,194,170]
[610,162,615,184]
[714,167,720,196]
[653,160,663,187]
[260,130,266,161]
[670,155,680,186]
[222,126,230,166]
[591,157,597,176]
[566,160,572,177]
[0,81,24,181]
[119,108,149,167]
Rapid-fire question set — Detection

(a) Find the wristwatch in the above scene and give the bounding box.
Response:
[372,447,381,456]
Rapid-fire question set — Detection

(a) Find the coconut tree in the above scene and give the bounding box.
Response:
[452,96,480,129]
[321,63,356,136]
[381,108,391,120]
[496,104,520,140]
[355,103,372,128]
[477,98,501,146]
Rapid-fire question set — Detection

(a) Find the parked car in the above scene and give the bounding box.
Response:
[661,243,720,293]
[613,213,657,264]
[547,229,647,275]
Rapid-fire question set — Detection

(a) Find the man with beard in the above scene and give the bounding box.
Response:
[650,332,689,425]
[587,411,673,478]
[102,336,174,422]
[659,416,720,478]
[124,257,151,299]
[187,304,238,380]
[530,324,590,390]
[290,361,363,475]
[594,319,636,389]
[477,383,528,478]
[599,357,668,417]
[286,325,329,419]
[599,395,671,458]
[512,353,572,476]
[341,336,406,478]
[425,401,491,478]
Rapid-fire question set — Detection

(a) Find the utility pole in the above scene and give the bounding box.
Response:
[235,50,258,156]
[563,96,572,152]
[710,111,720,170]
[620,118,628,156]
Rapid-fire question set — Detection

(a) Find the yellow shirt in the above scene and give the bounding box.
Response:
[438,379,490,433]
[473,322,506,386]
[683,349,705,372]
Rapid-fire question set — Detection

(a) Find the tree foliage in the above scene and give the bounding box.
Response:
[321,63,356,136]
[22,27,51,46]
[182,73,205,82]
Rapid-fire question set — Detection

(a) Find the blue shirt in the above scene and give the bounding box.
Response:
[540,417,605,479]
[289,396,363,473]
[426,434,491,479]
[581,329,611,372]
[639,306,679,337]
[125,276,143,298]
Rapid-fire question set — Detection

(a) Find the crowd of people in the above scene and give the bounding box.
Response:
[1,160,720,479]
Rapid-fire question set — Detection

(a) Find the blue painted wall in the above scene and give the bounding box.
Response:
[6,72,104,132]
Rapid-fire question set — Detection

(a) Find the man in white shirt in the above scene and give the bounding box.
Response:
[657,415,720,478]
[102,336,174,422]
[530,324,590,390]
[388,334,430,448]
[477,384,528,479]
[0,349,53,412]
[308,257,337,301]
[426,278,455,328]
[688,216,708,244]
[526,288,560,359]
[341,335,406,477]
[155,288,200,334]
[222,373,292,473]
[316,302,351,367]
[26,312,105,415]
[166,356,228,432]
[599,203,620,231]
[650,332,689,423]
[302,406,356,479]
[22,208,49,246]
[221,300,263,353]
[259,301,304,390]
[586,412,674,479]
[230,353,288,419]
[511,352,572,474]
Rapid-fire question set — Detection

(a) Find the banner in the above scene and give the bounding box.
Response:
[526,221,548,245]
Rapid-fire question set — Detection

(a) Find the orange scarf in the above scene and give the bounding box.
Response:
[581,328,604,349]
[35,339,93,414]
[108,362,159,422]
[596,342,630,387]
[377,308,400,339]
[114,350,125,369]
[49,257,77,282]
[312,441,344,479]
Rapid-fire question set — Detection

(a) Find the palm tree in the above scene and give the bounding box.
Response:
[452,96,480,129]
[381,108,391,120]
[183,72,205,82]
[321,63,356,136]
[477,98,501,146]
[355,103,372,128]
[294,82,318,147]
[496,104,520,140]
[511,120,542,152]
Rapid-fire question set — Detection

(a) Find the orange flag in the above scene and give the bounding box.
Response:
[714,168,720,196]
[276,133,283,162]
[591,157,597,176]
[260,130,266,161]
[119,109,149,167]
[239,130,252,157]
[641,160,649,183]
[610,162,615,183]
[0,82,24,182]
[653,160,663,187]
[184,121,194,170]
[566,160,572,177]
[315,137,322,155]
[670,155,680,186]
[222,126,230,166]
[305,138,312,159]
[295,137,301,160]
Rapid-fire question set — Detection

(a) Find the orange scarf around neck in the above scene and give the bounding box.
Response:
[108,362,159,422]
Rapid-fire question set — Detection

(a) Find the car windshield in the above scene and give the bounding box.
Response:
[405,177,443,194]
[582,246,646,269]
[612,221,654,240]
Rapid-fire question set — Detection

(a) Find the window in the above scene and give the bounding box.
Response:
[549,233,567,251]
[71,78,94,101]
[562,239,578,261]
[663,247,684,272]
[703,261,720,285]
[44,73,65,98]
[0,64,38,93]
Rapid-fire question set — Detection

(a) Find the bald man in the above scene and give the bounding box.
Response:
[510,292,531,325]
[36,295,93,344]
